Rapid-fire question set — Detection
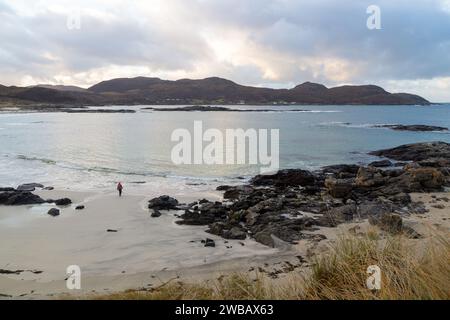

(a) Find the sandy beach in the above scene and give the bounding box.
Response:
[0,189,284,298]
[1,186,448,299]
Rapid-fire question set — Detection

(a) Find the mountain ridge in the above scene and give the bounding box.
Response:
[0,76,430,107]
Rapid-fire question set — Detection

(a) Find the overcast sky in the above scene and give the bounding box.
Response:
[1,0,450,101]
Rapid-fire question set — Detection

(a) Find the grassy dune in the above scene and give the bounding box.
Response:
[91,231,450,300]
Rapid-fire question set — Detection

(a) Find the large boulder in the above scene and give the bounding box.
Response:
[55,198,72,206]
[148,195,179,210]
[324,178,353,198]
[406,167,445,191]
[355,166,386,188]
[0,191,45,205]
[223,226,247,240]
[47,208,60,217]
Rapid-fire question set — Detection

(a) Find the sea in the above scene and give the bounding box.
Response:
[1,104,449,194]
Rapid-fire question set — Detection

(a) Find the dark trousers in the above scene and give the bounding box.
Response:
[119,189,122,197]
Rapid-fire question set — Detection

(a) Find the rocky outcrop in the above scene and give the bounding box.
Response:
[373,124,448,132]
[173,142,447,247]
[369,141,450,162]
[148,195,179,210]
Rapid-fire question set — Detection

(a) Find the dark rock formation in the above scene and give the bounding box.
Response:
[373,124,448,132]
[144,105,309,112]
[251,169,317,187]
[75,205,85,210]
[0,187,15,192]
[203,238,216,247]
[47,208,60,217]
[369,141,450,161]
[369,159,393,167]
[148,195,179,210]
[0,191,45,205]
[54,198,72,206]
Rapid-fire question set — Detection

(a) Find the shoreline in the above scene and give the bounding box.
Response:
[1,141,449,299]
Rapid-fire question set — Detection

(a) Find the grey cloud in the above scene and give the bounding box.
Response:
[0,0,449,100]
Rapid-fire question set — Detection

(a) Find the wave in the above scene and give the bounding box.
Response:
[17,155,56,165]
[14,154,237,184]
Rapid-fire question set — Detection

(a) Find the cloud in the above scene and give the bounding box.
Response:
[0,0,449,101]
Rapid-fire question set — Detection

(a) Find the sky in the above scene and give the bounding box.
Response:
[0,0,450,102]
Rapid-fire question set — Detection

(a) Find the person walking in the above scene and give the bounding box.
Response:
[117,182,123,197]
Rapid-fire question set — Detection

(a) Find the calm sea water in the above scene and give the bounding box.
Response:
[1,104,449,193]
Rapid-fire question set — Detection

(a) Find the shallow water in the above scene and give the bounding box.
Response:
[0,104,449,192]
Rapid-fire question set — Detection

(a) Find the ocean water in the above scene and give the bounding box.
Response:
[0,104,449,193]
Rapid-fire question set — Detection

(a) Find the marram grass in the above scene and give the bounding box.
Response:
[89,232,449,300]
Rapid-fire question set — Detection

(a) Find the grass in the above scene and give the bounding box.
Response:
[91,231,450,300]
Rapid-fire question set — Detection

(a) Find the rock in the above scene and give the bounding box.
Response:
[324,178,353,198]
[204,238,215,247]
[254,231,275,247]
[373,124,448,132]
[223,185,254,200]
[216,185,232,191]
[369,212,403,234]
[223,227,247,240]
[151,209,162,217]
[208,222,227,235]
[55,198,72,206]
[251,169,316,187]
[43,186,54,190]
[0,191,45,205]
[355,166,386,187]
[47,208,60,217]
[369,159,393,167]
[406,167,445,191]
[75,205,85,210]
[322,204,357,225]
[17,183,44,192]
[245,211,259,226]
[369,141,450,161]
[107,229,118,233]
[0,187,15,192]
[432,204,445,209]
[358,202,390,217]
[148,195,179,210]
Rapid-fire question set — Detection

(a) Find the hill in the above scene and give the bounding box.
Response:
[0,77,430,107]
